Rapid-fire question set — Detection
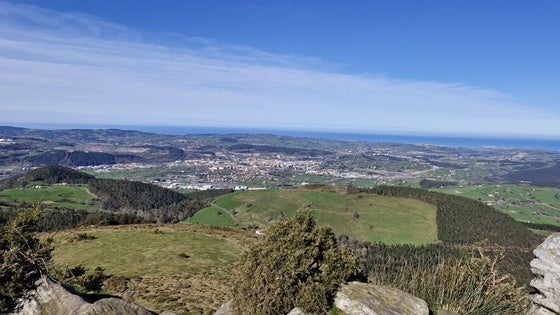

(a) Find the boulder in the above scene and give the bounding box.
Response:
[12,276,158,315]
[13,276,86,315]
[76,298,157,315]
[213,300,234,315]
[335,282,429,315]
[529,233,560,315]
[286,308,313,315]
[215,282,430,315]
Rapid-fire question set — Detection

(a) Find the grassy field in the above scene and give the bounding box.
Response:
[436,184,560,226]
[187,188,437,245]
[47,224,255,315]
[0,184,96,210]
[82,167,165,182]
[187,205,239,227]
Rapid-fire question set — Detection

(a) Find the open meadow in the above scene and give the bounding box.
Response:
[186,188,437,245]
[47,224,255,315]
[436,184,560,226]
[0,184,95,210]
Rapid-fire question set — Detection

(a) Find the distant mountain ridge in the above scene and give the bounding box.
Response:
[0,126,337,169]
[0,126,183,167]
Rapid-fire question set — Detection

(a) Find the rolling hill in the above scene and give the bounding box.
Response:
[0,166,208,225]
[187,187,437,245]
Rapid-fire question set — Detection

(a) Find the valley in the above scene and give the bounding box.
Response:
[2,126,560,227]
[0,126,557,314]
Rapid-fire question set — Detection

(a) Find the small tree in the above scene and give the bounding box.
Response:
[232,212,363,314]
[0,205,52,312]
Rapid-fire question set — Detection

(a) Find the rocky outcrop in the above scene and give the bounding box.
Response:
[13,276,86,315]
[76,298,158,315]
[12,276,159,315]
[334,282,429,315]
[529,233,560,315]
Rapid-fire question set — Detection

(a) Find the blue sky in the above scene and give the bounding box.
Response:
[1,1,559,137]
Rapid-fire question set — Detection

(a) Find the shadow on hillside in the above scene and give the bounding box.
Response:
[61,283,120,303]
[78,292,120,303]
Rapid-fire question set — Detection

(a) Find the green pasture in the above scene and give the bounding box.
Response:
[50,225,243,277]
[82,167,164,181]
[436,184,560,226]
[187,205,238,227]
[0,184,95,210]
[187,189,437,245]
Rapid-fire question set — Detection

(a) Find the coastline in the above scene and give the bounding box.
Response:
[3,123,560,152]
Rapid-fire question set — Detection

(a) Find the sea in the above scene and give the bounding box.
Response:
[6,123,560,152]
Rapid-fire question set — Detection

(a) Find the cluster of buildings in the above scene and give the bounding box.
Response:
[71,141,548,191]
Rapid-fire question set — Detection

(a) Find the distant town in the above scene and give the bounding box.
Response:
[1,126,559,191]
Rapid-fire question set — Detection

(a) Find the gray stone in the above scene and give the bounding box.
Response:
[213,300,234,315]
[528,303,557,315]
[14,276,86,315]
[529,233,560,315]
[76,298,156,315]
[13,276,158,315]
[335,282,429,315]
[287,307,314,315]
[212,301,314,315]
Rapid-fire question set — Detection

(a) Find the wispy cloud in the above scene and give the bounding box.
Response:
[0,1,558,137]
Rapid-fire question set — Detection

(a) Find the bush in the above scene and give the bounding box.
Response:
[51,264,109,293]
[231,212,363,314]
[0,205,52,312]
[371,245,528,314]
[67,233,97,242]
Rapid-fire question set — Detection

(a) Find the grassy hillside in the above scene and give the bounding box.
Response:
[436,184,560,226]
[45,185,542,314]
[48,224,255,315]
[0,165,94,190]
[0,184,95,210]
[187,188,437,245]
[0,166,208,224]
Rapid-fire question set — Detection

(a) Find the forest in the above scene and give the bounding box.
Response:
[27,150,145,167]
[0,166,212,226]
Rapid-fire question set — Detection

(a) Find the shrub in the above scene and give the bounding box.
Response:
[231,212,363,314]
[0,205,52,312]
[67,233,97,242]
[52,264,109,293]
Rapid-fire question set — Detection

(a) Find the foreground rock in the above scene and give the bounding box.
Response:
[12,276,161,315]
[335,282,429,315]
[215,282,430,315]
[213,300,233,315]
[213,302,313,315]
[529,233,560,315]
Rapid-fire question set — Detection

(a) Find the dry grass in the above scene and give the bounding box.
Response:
[370,247,528,314]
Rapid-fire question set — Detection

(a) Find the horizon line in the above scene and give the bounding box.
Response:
[2,121,560,141]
